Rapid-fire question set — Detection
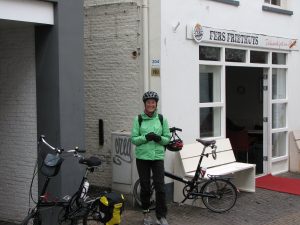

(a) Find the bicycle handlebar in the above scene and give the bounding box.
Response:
[39,135,86,155]
[169,127,182,132]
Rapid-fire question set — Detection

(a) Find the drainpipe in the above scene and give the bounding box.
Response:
[142,0,149,92]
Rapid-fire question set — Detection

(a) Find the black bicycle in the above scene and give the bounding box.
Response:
[133,128,238,213]
[20,135,122,225]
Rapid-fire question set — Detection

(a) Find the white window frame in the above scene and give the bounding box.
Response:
[270,54,289,161]
[199,44,290,171]
[199,45,225,140]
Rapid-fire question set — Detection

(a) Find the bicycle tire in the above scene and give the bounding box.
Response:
[133,178,156,210]
[201,178,237,213]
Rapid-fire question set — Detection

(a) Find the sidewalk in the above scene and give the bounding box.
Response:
[122,172,300,225]
[122,187,300,225]
[2,173,300,225]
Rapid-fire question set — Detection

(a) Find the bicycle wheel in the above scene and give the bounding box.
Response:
[201,179,237,213]
[133,178,156,210]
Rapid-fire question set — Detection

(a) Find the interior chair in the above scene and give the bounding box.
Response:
[227,129,252,163]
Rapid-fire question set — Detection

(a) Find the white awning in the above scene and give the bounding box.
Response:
[0,0,54,25]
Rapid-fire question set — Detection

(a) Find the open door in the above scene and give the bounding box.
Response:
[226,66,264,175]
[262,68,269,175]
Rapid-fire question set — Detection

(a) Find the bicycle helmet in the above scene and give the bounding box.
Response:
[166,139,183,152]
[142,91,159,103]
[166,128,184,152]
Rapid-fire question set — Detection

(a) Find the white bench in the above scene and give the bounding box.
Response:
[173,138,256,205]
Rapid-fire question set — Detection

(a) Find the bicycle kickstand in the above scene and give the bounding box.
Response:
[179,195,190,206]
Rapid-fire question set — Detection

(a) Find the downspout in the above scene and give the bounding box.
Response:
[142,0,149,92]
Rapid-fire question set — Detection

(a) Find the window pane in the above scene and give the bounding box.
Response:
[272,69,286,99]
[271,0,281,6]
[199,46,221,61]
[199,65,221,103]
[200,107,221,138]
[272,132,287,157]
[272,103,286,128]
[265,0,281,6]
[250,51,268,64]
[225,48,246,62]
[272,53,286,65]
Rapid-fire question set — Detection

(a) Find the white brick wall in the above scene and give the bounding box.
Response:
[84,2,143,187]
[0,24,37,222]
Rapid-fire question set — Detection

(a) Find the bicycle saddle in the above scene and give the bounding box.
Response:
[79,156,102,167]
[196,139,216,147]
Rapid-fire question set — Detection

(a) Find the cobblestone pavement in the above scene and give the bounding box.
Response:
[2,172,300,225]
[121,187,300,225]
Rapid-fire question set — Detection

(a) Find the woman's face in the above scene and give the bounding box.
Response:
[144,99,157,114]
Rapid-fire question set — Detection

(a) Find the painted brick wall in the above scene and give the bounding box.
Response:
[84,2,143,187]
[0,25,37,222]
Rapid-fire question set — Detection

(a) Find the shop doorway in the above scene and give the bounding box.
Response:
[226,66,264,174]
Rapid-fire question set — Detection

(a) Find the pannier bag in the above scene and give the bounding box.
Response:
[96,192,125,225]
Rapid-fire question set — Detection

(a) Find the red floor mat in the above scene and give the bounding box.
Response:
[256,174,300,195]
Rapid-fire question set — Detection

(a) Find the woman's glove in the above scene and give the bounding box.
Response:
[145,132,161,142]
[145,132,156,141]
[152,134,161,142]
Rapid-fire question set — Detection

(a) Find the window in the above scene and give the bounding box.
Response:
[272,132,287,157]
[272,103,286,129]
[200,107,221,138]
[263,0,292,15]
[225,48,246,63]
[199,46,221,61]
[200,69,221,103]
[199,65,222,138]
[264,0,281,7]
[271,67,288,159]
[250,51,268,64]
[272,69,286,99]
[272,53,286,65]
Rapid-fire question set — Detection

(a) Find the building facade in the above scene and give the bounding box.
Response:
[1,0,299,223]
[83,0,300,196]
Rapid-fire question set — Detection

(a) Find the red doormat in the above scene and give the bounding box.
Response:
[256,174,300,195]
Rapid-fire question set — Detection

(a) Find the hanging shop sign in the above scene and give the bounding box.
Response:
[187,23,298,51]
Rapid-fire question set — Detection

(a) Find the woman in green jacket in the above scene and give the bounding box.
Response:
[131,91,171,225]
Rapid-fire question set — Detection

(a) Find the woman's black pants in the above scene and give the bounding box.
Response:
[136,159,167,219]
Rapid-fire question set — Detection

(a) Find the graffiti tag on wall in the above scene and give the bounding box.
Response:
[113,136,132,165]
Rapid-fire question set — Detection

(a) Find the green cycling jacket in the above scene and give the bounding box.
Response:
[131,111,171,160]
